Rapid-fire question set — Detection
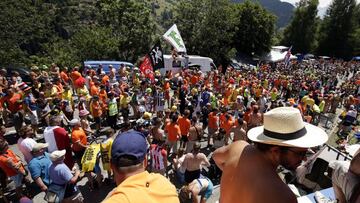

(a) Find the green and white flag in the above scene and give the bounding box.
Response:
[163,24,187,53]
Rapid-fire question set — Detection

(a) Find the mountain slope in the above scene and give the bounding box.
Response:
[233,0,294,27]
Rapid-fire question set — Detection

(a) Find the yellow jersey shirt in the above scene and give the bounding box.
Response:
[102,171,179,203]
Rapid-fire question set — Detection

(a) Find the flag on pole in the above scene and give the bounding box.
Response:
[149,41,164,71]
[139,55,155,82]
[163,24,187,53]
[284,46,292,68]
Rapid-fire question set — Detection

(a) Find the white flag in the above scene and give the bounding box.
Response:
[163,24,187,53]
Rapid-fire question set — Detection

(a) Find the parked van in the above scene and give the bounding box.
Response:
[83,60,134,75]
[161,55,216,74]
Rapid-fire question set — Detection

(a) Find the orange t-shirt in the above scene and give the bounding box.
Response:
[71,128,88,152]
[165,123,180,142]
[208,112,218,129]
[70,71,81,82]
[190,75,199,85]
[223,117,234,135]
[5,93,22,113]
[177,116,191,136]
[90,85,99,96]
[0,149,24,177]
[219,113,226,129]
[60,71,69,83]
[91,101,102,118]
[102,75,110,85]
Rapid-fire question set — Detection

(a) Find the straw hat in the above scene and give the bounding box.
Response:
[248,107,328,148]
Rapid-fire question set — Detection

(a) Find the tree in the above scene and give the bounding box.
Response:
[281,0,319,54]
[317,0,356,58]
[96,0,157,62]
[171,0,236,65]
[0,0,54,66]
[233,1,276,56]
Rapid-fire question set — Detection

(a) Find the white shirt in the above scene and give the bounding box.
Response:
[44,126,60,153]
[17,137,36,163]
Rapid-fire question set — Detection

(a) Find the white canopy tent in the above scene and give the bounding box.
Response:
[262,49,297,63]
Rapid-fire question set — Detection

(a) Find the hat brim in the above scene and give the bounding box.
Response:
[247,122,328,148]
[50,150,66,162]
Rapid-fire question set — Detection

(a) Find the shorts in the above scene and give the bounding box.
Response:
[181,135,188,142]
[10,174,23,188]
[199,178,213,199]
[185,169,200,184]
[29,110,38,125]
[208,128,217,136]
[94,117,101,125]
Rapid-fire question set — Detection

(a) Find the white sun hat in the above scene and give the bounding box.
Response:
[50,150,66,162]
[248,107,328,148]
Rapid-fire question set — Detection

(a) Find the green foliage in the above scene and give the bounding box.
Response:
[233,1,277,56]
[172,0,236,64]
[96,0,156,62]
[281,0,319,54]
[317,0,357,58]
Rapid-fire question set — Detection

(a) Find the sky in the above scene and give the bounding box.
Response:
[281,0,359,17]
[281,0,333,8]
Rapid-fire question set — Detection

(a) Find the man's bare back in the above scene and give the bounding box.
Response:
[188,124,202,141]
[182,152,210,171]
[213,141,297,203]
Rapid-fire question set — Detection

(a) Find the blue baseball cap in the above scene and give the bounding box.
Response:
[111,130,147,166]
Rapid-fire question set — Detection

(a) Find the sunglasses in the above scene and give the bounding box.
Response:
[286,148,311,159]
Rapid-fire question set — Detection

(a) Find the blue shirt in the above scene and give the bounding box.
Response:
[24,93,38,111]
[28,152,52,186]
[49,162,73,185]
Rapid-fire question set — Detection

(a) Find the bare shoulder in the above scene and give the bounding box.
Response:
[213,141,249,166]
[268,182,297,203]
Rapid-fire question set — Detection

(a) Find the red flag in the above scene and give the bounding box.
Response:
[140,55,155,82]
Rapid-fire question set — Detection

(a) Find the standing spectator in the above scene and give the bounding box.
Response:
[102,130,179,203]
[44,116,74,169]
[149,140,168,176]
[47,150,83,203]
[4,88,23,133]
[0,140,27,199]
[21,82,39,136]
[187,116,203,153]
[90,95,102,131]
[70,119,88,169]
[17,125,36,163]
[182,142,210,184]
[165,114,181,155]
[107,92,118,130]
[207,108,219,147]
[230,118,247,142]
[28,142,51,192]
[178,110,191,149]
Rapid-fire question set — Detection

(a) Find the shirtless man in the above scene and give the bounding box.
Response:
[213,107,328,203]
[182,143,210,184]
[150,117,166,144]
[230,118,246,141]
[187,116,203,153]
